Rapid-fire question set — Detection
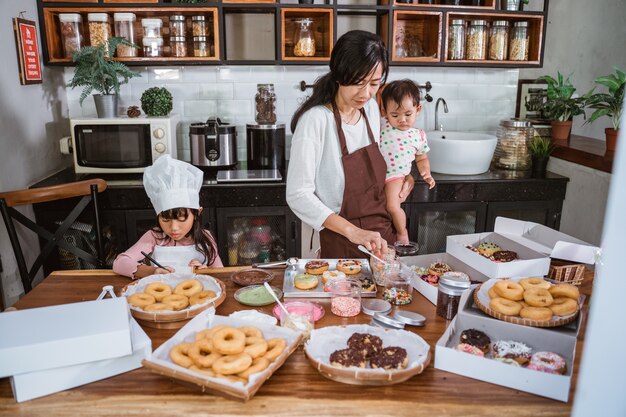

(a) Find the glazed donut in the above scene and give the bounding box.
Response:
[549,284,580,300]
[549,297,578,316]
[162,294,190,311]
[189,290,217,306]
[294,273,319,290]
[128,293,156,308]
[527,351,567,374]
[238,357,270,379]
[188,339,222,368]
[336,259,362,275]
[244,337,269,359]
[427,262,452,277]
[489,297,522,316]
[212,327,246,355]
[239,326,263,339]
[173,279,203,297]
[523,288,554,307]
[520,306,553,321]
[304,260,329,275]
[519,277,551,291]
[493,280,524,301]
[144,282,172,302]
[170,342,194,368]
[264,338,287,362]
[322,270,346,284]
[143,302,173,312]
[488,286,499,299]
[189,364,216,377]
[212,353,253,375]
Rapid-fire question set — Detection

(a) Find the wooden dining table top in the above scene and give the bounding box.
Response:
[0,268,594,417]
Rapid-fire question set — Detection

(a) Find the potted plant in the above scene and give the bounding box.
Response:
[528,136,555,177]
[584,67,625,152]
[68,37,141,118]
[140,87,173,117]
[537,72,588,142]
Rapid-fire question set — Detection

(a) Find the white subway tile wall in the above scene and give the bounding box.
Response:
[64,66,519,163]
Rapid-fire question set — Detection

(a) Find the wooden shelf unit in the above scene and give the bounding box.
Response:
[392,11,442,63]
[281,8,333,61]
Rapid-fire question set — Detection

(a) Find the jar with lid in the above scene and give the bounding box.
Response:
[59,13,83,58]
[87,13,110,49]
[370,245,400,286]
[509,21,530,61]
[465,19,488,60]
[192,15,208,37]
[383,271,413,305]
[141,18,162,38]
[255,84,277,124]
[436,271,470,320]
[493,119,534,170]
[488,20,509,60]
[330,279,362,317]
[293,18,315,57]
[447,19,466,60]
[113,13,137,57]
[238,238,260,266]
[193,36,210,57]
[143,36,163,57]
[170,36,187,57]
[170,15,186,37]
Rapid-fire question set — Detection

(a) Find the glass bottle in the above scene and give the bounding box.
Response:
[488,20,509,61]
[193,36,209,57]
[447,19,466,60]
[293,18,315,57]
[255,84,277,124]
[509,21,530,61]
[113,13,137,57]
[192,15,208,37]
[493,119,534,170]
[170,15,186,37]
[170,36,187,57]
[59,13,83,58]
[465,19,488,60]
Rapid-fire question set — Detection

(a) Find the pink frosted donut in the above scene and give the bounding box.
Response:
[453,343,485,357]
[527,351,567,375]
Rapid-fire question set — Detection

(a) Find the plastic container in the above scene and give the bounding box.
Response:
[370,245,399,286]
[255,84,277,124]
[170,36,187,57]
[466,19,488,60]
[436,271,470,320]
[330,279,361,317]
[488,20,509,61]
[87,13,110,48]
[192,15,208,37]
[509,21,530,61]
[383,272,413,305]
[59,13,83,58]
[143,36,163,57]
[293,18,315,57]
[170,15,186,37]
[142,18,162,38]
[447,19,465,60]
[113,13,137,57]
[493,118,534,170]
[193,36,210,57]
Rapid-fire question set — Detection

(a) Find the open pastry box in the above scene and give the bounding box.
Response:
[435,290,583,402]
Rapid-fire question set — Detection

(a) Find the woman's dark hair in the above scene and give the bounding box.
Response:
[381,79,421,112]
[151,207,218,266]
[290,30,389,132]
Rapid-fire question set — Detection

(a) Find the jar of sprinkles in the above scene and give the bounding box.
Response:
[330,278,361,317]
[436,271,470,320]
[383,272,413,305]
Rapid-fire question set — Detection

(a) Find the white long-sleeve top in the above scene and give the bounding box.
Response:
[286,99,381,231]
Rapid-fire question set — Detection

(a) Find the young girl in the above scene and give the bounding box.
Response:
[380,79,436,243]
[113,155,223,278]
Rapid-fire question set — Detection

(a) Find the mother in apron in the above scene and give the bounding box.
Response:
[112,155,223,278]
[286,30,414,259]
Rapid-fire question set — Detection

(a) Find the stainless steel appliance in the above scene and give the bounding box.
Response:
[246,123,285,173]
[190,117,237,169]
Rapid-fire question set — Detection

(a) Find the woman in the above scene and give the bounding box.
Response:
[286,30,414,258]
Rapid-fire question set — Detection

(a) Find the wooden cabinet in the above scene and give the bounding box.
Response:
[37,0,549,67]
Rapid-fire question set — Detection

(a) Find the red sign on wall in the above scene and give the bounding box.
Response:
[13,18,42,85]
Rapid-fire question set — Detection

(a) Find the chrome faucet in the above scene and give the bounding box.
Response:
[435,98,449,131]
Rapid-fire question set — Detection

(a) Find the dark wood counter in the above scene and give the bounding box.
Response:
[552,135,614,174]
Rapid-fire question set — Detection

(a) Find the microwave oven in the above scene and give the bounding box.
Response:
[62,115,179,174]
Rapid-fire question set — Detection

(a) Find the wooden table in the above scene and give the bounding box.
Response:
[0,269,593,417]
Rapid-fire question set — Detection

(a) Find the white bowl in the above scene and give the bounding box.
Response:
[426,131,497,175]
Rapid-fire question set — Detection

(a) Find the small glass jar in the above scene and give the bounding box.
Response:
[143,36,163,57]
[193,36,210,57]
[370,245,399,286]
[59,13,83,58]
[170,15,186,37]
[383,272,413,305]
[280,301,315,342]
[238,238,259,266]
[394,241,419,257]
[87,13,110,48]
[509,21,530,61]
[293,18,315,57]
[330,279,361,317]
[141,18,162,38]
[447,19,466,60]
[488,20,509,61]
[113,13,137,57]
[493,118,534,170]
[255,84,277,124]
[466,19,488,60]
[192,15,208,37]
[170,36,187,57]
[436,271,470,320]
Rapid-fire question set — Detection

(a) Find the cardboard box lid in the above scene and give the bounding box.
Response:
[0,297,132,378]
[494,217,599,264]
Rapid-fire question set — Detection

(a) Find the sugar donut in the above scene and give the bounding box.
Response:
[189,290,217,306]
[128,293,156,308]
[523,287,554,307]
[264,338,287,362]
[549,297,578,316]
[162,294,190,311]
[143,302,173,312]
[492,340,532,365]
[527,351,567,375]
[174,279,203,297]
[549,284,580,300]
[304,260,329,275]
[239,326,263,339]
[244,337,269,359]
[489,297,522,316]
[488,286,499,299]
[144,282,172,302]
[336,259,362,275]
[212,353,253,375]
[212,327,246,355]
[294,273,319,290]
[238,357,270,379]
[520,306,553,321]
[188,339,222,368]
[322,270,346,284]
[170,342,194,368]
[493,280,524,301]
[519,277,551,291]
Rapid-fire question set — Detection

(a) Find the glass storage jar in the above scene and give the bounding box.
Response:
[142,36,163,57]
[330,279,362,317]
[488,20,509,60]
[255,84,277,124]
[170,14,186,37]
[293,18,315,57]
[493,118,534,170]
[193,36,210,57]
[192,15,208,37]
[509,21,530,61]
[141,18,162,38]
[383,272,413,305]
[447,19,466,60]
[436,271,470,320]
[87,13,110,49]
[59,13,83,58]
[466,19,488,60]
[113,13,137,57]
[170,36,187,57]
[370,245,400,286]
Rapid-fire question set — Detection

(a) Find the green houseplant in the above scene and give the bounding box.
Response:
[140,87,173,117]
[537,72,588,141]
[585,67,625,151]
[528,136,555,177]
[68,37,141,118]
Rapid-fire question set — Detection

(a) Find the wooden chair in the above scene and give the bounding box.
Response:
[0,179,107,294]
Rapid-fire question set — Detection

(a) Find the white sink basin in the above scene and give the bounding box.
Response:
[426,131,497,175]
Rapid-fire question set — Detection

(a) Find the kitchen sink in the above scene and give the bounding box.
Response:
[426,131,497,175]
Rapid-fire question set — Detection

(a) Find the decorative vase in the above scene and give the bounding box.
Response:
[605,127,619,152]
[531,155,549,178]
[550,120,573,142]
[93,94,118,118]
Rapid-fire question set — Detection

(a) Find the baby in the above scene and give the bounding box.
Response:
[380,79,435,243]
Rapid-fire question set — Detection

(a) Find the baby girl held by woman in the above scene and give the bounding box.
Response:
[380,79,436,243]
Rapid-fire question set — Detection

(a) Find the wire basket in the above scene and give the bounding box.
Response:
[547,260,586,286]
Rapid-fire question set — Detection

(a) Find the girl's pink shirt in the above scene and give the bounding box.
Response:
[112,229,223,278]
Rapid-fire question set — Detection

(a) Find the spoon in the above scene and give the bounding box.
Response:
[357,244,387,265]
[264,282,290,318]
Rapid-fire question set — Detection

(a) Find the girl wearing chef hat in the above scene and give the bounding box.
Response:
[113,155,223,278]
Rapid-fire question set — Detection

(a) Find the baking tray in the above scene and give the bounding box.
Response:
[282,258,377,298]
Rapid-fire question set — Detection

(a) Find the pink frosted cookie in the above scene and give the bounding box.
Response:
[453,343,485,357]
[527,351,567,375]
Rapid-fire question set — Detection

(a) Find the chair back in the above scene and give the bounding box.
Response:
[0,179,107,294]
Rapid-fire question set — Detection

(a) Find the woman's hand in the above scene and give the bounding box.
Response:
[399,175,415,203]
[346,227,388,254]
[155,266,175,274]
[188,259,205,268]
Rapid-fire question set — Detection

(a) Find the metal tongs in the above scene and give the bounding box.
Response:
[252,257,299,269]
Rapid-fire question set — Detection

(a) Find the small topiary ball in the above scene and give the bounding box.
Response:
[140,87,173,117]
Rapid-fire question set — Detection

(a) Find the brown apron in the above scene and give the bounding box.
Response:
[319,102,395,258]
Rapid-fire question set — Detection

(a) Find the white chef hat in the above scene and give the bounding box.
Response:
[143,155,203,214]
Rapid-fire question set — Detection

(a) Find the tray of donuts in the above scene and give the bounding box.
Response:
[121,272,226,329]
[473,277,582,328]
[283,258,377,298]
[303,324,431,386]
[142,308,302,401]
